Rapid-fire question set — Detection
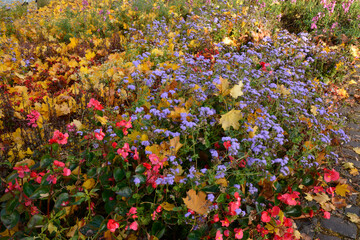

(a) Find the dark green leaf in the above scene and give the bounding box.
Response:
[107,152,115,161]
[40,157,53,168]
[135,165,146,174]
[27,214,44,229]
[23,182,35,197]
[1,210,20,229]
[188,230,202,240]
[302,174,314,186]
[151,221,165,238]
[202,185,219,193]
[216,193,227,203]
[54,193,69,208]
[114,168,125,182]
[284,205,302,217]
[116,186,132,198]
[30,186,50,199]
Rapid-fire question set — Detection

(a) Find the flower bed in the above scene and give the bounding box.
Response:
[0,0,356,239]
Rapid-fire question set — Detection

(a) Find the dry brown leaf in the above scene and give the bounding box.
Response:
[332,197,347,208]
[313,192,330,205]
[347,213,360,224]
[182,189,210,215]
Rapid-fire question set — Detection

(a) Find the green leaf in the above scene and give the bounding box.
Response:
[54,193,69,208]
[284,205,302,217]
[105,200,116,214]
[0,193,12,202]
[135,165,146,174]
[27,214,44,229]
[116,186,132,198]
[302,175,314,186]
[40,156,53,168]
[114,168,125,182]
[115,129,124,138]
[96,110,103,117]
[1,210,20,229]
[23,182,35,197]
[188,230,202,240]
[216,193,227,203]
[202,185,219,193]
[80,215,104,237]
[6,197,19,213]
[107,152,115,161]
[151,221,165,239]
[30,186,50,199]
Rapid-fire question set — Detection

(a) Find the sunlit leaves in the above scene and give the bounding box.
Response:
[182,189,210,215]
[219,109,242,130]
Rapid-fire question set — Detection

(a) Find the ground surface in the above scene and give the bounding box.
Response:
[296,62,360,240]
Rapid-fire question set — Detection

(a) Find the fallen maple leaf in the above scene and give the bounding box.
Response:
[230,81,244,99]
[335,183,350,197]
[347,213,360,223]
[354,147,360,155]
[219,109,242,130]
[313,192,330,205]
[332,196,347,208]
[182,189,210,215]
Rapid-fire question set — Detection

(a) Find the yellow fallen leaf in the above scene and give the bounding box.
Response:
[96,115,108,125]
[347,213,360,223]
[83,178,96,190]
[169,136,183,155]
[160,202,175,211]
[305,193,313,202]
[182,189,210,215]
[248,125,258,138]
[336,184,350,197]
[72,166,81,175]
[230,80,244,99]
[349,80,357,85]
[313,192,330,205]
[214,76,230,96]
[343,162,355,169]
[354,147,360,154]
[215,178,228,187]
[219,109,242,130]
[310,105,317,116]
[15,158,35,168]
[350,168,359,176]
[85,51,96,61]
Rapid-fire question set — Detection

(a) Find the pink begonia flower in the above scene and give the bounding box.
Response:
[87,98,103,110]
[323,211,331,219]
[133,148,139,160]
[234,228,244,239]
[53,160,65,168]
[129,221,138,231]
[220,217,230,227]
[261,211,271,223]
[128,207,137,215]
[95,129,105,140]
[122,143,130,152]
[13,165,30,178]
[117,148,129,159]
[324,168,339,182]
[27,110,40,128]
[277,191,300,205]
[63,168,71,176]
[107,219,119,232]
[49,130,68,145]
[47,175,57,184]
[215,230,223,240]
